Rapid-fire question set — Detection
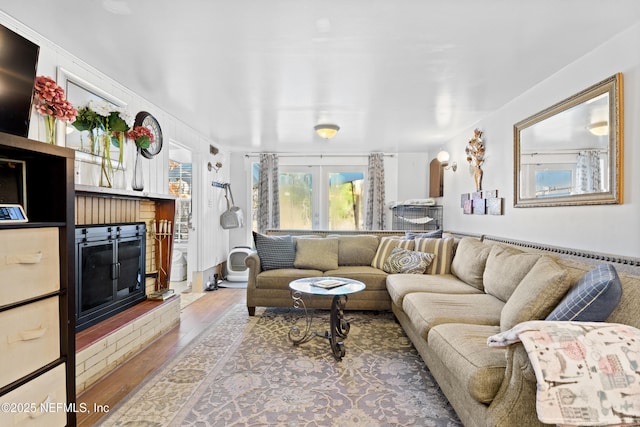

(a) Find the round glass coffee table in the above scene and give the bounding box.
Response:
[288,277,366,361]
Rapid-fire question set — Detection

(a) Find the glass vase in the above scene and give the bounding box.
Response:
[131,147,144,191]
[473,166,483,192]
[99,133,114,188]
[43,116,56,144]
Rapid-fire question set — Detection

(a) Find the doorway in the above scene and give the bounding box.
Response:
[168,142,193,291]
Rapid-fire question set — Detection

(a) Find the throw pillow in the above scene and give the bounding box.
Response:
[450,238,492,290]
[371,237,415,270]
[252,232,296,271]
[483,245,541,302]
[405,229,443,239]
[293,238,339,271]
[546,264,622,321]
[414,237,454,274]
[327,235,380,266]
[500,256,571,331]
[382,247,435,274]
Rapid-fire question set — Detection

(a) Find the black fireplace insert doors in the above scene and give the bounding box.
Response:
[75,223,146,331]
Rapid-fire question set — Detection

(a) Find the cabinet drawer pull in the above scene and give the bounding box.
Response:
[7,325,48,344]
[4,251,43,265]
[28,395,51,419]
[12,395,51,423]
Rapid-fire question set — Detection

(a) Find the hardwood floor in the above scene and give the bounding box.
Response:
[76,288,246,426]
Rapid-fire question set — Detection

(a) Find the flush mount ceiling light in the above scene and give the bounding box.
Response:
[588,121,609,136]
[314,124,340,139]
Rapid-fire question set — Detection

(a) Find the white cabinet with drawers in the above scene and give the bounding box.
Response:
[0,135,75,426]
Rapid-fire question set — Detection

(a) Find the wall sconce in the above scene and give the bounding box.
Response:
[314,124,340,139]
[207,161,223,172]
[436,150,457,172]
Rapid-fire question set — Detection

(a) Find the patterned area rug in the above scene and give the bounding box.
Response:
[97,304,462,426]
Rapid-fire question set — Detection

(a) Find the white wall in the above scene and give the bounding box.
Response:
[0,13,231,285]
[438,23,640,258]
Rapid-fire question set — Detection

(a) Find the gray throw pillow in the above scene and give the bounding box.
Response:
[405,229,443,239]
[252,232,296,271]
[546,264,622,321]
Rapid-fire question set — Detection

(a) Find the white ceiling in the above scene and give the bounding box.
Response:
[2,1,640,154]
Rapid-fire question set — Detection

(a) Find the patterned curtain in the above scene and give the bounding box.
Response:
[575,150,601,194]
[258,154,279,233]
[365,153,386,230]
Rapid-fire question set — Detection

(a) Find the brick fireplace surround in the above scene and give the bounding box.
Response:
[74,188,180,394]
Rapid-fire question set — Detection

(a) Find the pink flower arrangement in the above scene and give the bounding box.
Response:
[33,76,77,122]
[125,125,154,149]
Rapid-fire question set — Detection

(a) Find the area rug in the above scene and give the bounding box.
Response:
[96,304,462,427]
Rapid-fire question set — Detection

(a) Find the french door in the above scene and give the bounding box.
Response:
[278,165,365,230]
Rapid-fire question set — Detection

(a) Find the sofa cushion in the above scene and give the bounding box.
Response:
[500,256,571,331]
[324,266,388,291]
[428,323,505,404]
[546,263,622,321]
[402,293,504,340]
[483,245,541,302]
[327,235,380,266]
[386,273,483,307]
[293,238,339,271]
[382,247,434,274]
[405,229,443,239]
[414,237,455,274]
[256,268,322,289]
[253,232,296,271]
[371,237,415,270]
[450,238,492,290]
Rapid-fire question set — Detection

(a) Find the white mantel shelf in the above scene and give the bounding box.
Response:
[75,184,176,201]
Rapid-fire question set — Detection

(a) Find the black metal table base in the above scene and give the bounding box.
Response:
[289,291,350,361]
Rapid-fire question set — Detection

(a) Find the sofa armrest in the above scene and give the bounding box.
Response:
[245,252,262,275]
[487,344,550,427]
[245,253,262,316]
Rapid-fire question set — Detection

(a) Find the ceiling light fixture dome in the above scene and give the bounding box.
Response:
[588,120,609,136]
[314,124,340,139]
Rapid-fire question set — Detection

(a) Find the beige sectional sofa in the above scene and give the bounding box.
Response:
[245,229,640,427]
[245,230,406,315]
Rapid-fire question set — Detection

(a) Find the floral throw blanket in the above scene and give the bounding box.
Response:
[488,321,640,426]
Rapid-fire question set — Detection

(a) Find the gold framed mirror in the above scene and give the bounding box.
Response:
[514,73,623,207]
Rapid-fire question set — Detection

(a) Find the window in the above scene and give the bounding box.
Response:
[252,160,366,230]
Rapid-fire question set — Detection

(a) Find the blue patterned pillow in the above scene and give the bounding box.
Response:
[405,229,443,239]
[252,232,296,271]
[546,264,622,321]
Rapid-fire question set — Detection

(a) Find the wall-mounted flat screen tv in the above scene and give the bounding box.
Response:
[0,23,40,138]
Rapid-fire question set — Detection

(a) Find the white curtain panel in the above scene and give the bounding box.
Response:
[365,152,386,230]
[575,150,601,194]
[258,153,280,232]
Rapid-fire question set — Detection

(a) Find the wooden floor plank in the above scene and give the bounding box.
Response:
[76,288,245,426]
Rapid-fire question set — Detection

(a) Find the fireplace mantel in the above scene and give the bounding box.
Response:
[75,184,176,201]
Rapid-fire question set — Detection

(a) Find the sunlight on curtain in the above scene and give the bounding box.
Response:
[575,150,602,194]
[365,153,386,230]
[258,154,279,232]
